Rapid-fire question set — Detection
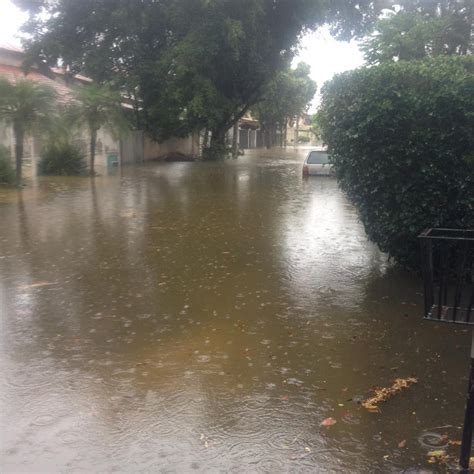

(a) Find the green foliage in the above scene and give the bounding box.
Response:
[0,78,57,131]
[319,56,474,269]
[298,135,310,143]
[69,84,127,138]
[38,142,87,176]
[0,146,15,185]
[0,77,57,182]
[0,78,56,183]
[18,0,387,158]
[69,83,126,174]
[201,141,231,161]
[309,113,322,140]
[253,62,316,147]
[362,1,473,64]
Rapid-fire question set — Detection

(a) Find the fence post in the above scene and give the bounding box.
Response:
[460,330,474,470]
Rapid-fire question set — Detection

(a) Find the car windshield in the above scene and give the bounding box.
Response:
[307,151,329,164]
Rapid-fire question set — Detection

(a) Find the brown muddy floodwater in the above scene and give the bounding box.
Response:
[0,148,471,473]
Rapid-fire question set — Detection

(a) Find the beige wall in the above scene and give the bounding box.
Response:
[144,133,200,160]
[0,47,200,168]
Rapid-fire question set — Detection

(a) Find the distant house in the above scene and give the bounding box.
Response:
[286,113,317,146]
[0,44,122,171]
[0,44,200,171]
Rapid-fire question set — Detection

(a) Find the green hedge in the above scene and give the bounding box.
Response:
[0,146,15,185]
[319,57,474,269]
[38,142,87,176]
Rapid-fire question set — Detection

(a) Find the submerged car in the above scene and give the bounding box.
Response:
[302,150,334,176]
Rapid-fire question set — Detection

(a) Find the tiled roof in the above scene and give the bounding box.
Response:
[0,43,23,54]
[0,64,72,100]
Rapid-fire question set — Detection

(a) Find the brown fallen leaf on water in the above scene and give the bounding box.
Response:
[321,417,337,427]
[398,440,407,448]
[448,440,461,446]
[362,377,418,413]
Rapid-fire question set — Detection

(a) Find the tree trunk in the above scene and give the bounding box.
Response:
[283,120,288,148]
[13,123,24,184]
[205,127,227,160]
[202,129,209,149]
[265,127,272,149]
[295,115,299,147]
[90,128,97,175]
[232,123,239,159]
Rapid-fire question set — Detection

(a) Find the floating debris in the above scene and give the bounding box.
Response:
[320,417,337,427]
[362,377,418,413]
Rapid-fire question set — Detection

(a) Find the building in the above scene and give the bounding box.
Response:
[0,44,122,171]
[0,44,199,172]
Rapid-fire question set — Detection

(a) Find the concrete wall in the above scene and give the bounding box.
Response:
[144,133,200,161]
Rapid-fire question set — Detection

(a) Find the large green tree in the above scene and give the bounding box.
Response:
[362,0,473,63]
[253,62,316,148]
[16,0,385,158]
[0,78,57,183]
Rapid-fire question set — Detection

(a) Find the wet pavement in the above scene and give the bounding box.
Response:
[0,148,471,472]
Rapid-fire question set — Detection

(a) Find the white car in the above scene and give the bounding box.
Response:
[302,150,334,176]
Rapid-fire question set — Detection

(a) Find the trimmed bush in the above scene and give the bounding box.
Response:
[298,135,310,143]
[202,142,231,161]
[38,142,87,176]
[0,146,15,185]
[319,57,474,269]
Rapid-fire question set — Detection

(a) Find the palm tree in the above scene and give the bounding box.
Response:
[0,78,57,183]
[69,84,126,175]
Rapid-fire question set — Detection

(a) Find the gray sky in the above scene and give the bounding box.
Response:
[0,0,364,110]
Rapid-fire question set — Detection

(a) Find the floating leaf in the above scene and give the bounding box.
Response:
[362,377,418,413]
[426,450,449,465]
[321,417,337,427]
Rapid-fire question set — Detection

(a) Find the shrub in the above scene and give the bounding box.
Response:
[298,135,310,143]
[202,142,231,161]
[319,56,474,269]
[0,146,15,185]
[38,142,87,176]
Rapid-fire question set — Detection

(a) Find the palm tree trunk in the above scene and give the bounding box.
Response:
[13,124,24,184]
[90,129,97,175]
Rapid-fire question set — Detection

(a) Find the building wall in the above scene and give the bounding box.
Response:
[144,133,200,161]
[0,47,121,171]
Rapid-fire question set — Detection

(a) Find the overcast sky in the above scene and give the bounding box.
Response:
[0,0,364,110]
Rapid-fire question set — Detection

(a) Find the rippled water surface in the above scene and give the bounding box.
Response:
[0,149,471,472]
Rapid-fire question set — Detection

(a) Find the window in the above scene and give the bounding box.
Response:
[307,151,329,164]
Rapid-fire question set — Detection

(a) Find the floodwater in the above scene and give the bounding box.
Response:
[0,148,471,472]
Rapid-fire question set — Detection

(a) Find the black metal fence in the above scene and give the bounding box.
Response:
[419,228,474,325]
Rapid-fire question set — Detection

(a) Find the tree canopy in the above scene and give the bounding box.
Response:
[15,0,386,156]
[362,0,473,63]
[253,62,316,148]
